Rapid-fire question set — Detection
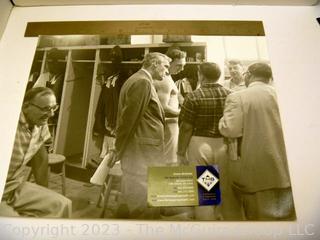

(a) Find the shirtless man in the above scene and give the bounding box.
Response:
[153,48,186,165]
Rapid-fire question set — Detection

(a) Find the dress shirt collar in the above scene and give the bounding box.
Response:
[141,68,153,81]
[19,112,30,128]
[248,81,268,88]
[230,79,245,87]
[19,111,40,133]
[201,82,222,88]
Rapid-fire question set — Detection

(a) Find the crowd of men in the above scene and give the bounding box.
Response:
[0,47,295,221]
[107,49,295,220]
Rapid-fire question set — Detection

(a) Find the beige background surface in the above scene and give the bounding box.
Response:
[0,4,320,240]
[0,0,13,40]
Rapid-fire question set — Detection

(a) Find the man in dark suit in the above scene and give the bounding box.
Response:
[109,52,171,219]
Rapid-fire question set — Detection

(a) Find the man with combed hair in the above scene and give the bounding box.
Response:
[0,87,72,218]
[178,62,230,220]
[153,47,186,165]
[222,59,246,92]
[109,52,171,219]
[219,62,295,220]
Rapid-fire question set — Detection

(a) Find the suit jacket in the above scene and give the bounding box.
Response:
[219,82,291,192]
[115,69,165,176]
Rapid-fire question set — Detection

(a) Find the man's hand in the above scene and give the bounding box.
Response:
[107,151,118,168]
[177,154,189,165]
[30,145,48,187]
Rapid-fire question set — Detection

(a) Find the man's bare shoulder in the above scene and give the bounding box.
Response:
[154,75,177,92]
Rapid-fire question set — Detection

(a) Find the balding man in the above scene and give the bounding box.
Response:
[219,62,295,220]
[109,52,171,219]
[0,87,71,218]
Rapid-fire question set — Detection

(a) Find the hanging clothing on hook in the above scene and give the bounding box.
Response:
[32,72,64,104]
[93,70,128,160]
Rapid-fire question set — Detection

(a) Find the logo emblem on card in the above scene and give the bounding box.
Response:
[197,169,219,191]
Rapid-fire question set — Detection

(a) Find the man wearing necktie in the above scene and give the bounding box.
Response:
[108,52,171,219]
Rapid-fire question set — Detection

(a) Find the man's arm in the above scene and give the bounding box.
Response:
[177,93,196,165]
[30,144,48,187]
[114,78,151,163]
[177,121,193,165]
[219,93,243,138]
[154,79,180,118]
[157,91,180,117]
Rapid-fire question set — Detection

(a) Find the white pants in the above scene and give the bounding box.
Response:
[187,136,224,165]
[187,136,224,220]
[164,119,179,165]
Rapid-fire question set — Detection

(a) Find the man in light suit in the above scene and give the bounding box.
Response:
[219,62,295,220]
[109,52,171,219]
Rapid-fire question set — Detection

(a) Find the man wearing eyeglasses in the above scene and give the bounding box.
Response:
[219,62,295,220]
[0,87,71,218]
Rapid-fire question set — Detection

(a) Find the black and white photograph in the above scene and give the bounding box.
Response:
[0,32,296,221]
[0,2,320,237]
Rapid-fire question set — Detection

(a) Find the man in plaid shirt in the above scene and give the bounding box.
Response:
[177,62,230,220]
